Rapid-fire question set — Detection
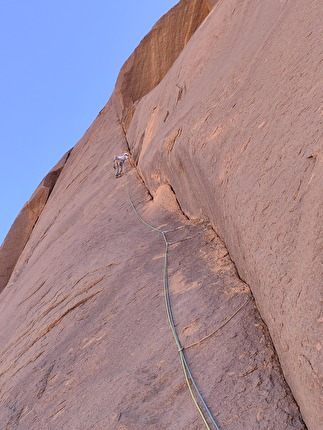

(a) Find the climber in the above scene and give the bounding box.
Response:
[113,152,130,177]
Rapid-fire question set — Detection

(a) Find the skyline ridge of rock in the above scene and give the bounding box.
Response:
[0,1,322,429]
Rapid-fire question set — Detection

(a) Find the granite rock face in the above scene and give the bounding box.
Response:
[1,0,322,429]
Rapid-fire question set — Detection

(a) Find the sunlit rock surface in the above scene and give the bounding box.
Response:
[1,0,322,428]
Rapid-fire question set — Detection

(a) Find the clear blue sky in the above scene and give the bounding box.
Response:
[0,1,178,245]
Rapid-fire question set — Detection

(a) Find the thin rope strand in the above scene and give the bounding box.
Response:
[126,177,221,430]
[185,299,250,350]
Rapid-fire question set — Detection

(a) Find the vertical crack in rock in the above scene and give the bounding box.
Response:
[121,1,323,426]
[117,107,305,429]
[0,0,319,428]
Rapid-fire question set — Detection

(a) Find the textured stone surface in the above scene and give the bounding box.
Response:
[0,151,70,293]
[0,103,304,429]
[0,0,321,429]
[124,1,323,428]
[112,0,212,131]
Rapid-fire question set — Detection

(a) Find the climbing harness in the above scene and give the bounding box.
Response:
[126,177,221,430]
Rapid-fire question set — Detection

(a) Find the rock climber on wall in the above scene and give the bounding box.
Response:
[113,152,133,178]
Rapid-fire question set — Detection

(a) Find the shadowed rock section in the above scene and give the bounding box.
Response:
[112,0,215,131]
[0,103,305,429]
[0,151,71,293]
[126,1,322,428]
[0,0,321,429]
